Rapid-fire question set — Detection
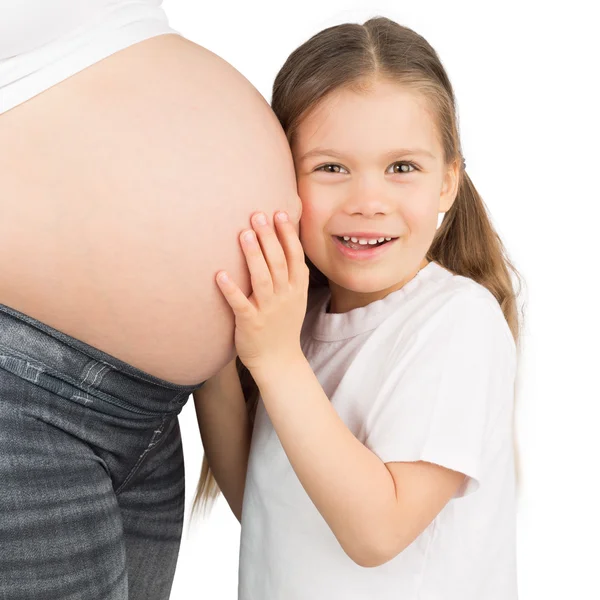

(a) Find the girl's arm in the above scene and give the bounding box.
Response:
[214,211,465,566]
[252,357,465,568]
[193,357,251,522]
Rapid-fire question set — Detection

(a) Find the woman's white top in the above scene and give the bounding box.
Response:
[0,0,176,113]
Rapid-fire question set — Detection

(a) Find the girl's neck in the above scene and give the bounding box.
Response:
[327,259,430,314]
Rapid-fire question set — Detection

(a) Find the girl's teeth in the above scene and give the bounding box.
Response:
[343,236,389,244]
[338,235,394,250]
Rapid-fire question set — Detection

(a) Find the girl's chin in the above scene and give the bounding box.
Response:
[326,275,397,297]
[307,257,408,296]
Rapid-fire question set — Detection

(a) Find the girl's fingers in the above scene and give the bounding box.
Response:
[274,211,308,286]
[251,212,289,293]
[216,271,257,320]
[240,229,274,304]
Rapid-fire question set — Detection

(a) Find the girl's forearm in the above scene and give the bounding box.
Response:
[193,359,251,522]
[252,354,401,566]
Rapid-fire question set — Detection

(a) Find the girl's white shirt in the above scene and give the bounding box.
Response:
[239,261,518,600]
[0,0,176,113]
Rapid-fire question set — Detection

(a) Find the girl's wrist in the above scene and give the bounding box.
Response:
[249,347,306,386]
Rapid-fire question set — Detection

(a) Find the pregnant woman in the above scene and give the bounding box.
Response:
[0,1,300,598]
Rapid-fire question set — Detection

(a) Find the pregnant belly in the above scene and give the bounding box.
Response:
[0,35,300,385]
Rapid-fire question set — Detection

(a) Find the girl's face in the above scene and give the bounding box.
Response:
[293,78,459,312]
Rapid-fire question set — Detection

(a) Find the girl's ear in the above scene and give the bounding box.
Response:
[438,160,461,213]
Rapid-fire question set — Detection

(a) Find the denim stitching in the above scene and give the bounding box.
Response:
[71,393,94,406]
[114,414,169,496]
[79,361,97,387]
[73,362,109,405]
[76,365,111,405]
[89,365,110,389]
[0,343,167,416]
[0,310,201,391]
[0,353,44,383]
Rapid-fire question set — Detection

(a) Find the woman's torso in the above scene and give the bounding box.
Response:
[0,7,300,385]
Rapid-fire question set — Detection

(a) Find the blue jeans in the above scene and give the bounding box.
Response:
[0,303,204,599]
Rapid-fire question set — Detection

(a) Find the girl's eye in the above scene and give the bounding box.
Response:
[314,164,348,174]
[314,162,417,174]
[387,162,417,174]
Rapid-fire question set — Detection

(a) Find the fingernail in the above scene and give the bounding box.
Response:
[275,211,288,222]
[243,230,255,243]
[217,272,229,283]
[253,213,267,226]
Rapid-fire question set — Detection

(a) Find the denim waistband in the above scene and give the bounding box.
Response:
[0,303,204,416]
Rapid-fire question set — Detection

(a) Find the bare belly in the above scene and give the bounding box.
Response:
[0,35,300,385]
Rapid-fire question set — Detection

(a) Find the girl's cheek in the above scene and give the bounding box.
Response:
[298,212,314,247]
[402,193,439,231]
[298,209,324,254]
[298,193,318,228]
[296,176,311,199]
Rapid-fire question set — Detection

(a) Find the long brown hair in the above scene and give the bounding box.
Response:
[194,16,524,514]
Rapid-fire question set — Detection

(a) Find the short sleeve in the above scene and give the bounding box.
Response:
[363,293,516,498]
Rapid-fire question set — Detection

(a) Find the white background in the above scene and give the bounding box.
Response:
[160,1,600,598]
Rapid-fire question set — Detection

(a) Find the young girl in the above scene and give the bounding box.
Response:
[194,16,521,600]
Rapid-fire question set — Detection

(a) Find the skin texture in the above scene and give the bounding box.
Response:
[0,34,301,385]
[197,81,468,567]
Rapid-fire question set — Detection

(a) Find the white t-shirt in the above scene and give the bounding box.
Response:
[0,0,176,113]
[239,261,518,600]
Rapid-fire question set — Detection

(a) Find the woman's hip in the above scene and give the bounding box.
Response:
[0,303,193,597]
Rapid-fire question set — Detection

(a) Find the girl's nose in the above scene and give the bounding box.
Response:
[342,185,393,218]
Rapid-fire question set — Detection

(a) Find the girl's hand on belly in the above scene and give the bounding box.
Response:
[215,210,309,375]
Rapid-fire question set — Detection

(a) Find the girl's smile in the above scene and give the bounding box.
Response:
[331,233,399,261]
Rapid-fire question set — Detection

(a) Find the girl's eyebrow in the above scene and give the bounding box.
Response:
[298,147,436,161]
